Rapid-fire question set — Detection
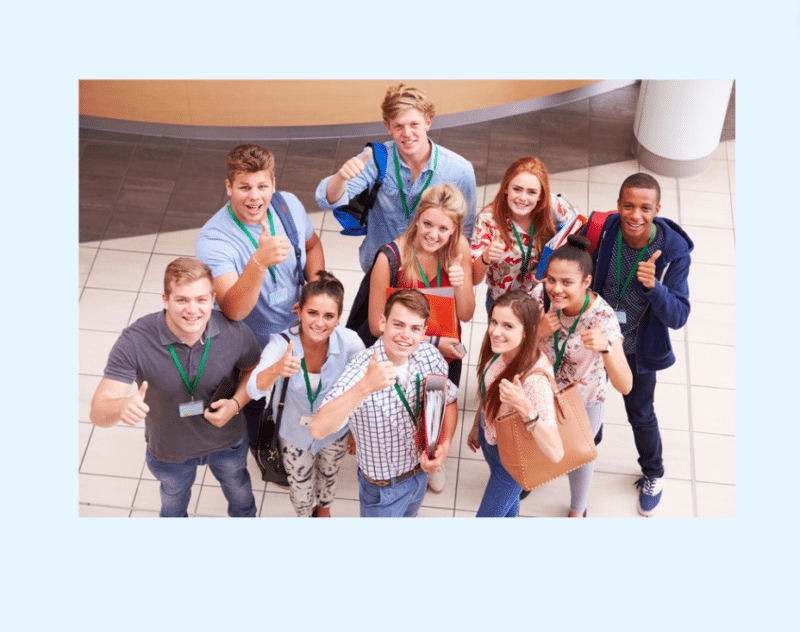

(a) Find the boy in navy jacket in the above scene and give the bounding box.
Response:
[587,173,693,517]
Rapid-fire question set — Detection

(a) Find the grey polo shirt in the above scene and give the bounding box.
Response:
[103,310,261,463]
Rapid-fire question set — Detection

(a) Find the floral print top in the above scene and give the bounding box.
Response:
[471,193,572,300]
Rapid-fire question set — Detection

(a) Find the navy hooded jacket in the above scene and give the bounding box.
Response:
[589,214,693,373]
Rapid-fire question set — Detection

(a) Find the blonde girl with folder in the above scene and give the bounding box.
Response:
[367,183,475,387]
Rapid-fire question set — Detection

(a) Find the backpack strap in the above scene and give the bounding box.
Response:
[270,191,305,285]
[360,142,388,226]
[380,241,402,287]
[274,333,292,432]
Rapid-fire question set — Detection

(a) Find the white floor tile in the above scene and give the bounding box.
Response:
[79,246,98,287]
[687,225,735,266]
[690,386,735,436]
[693,433,736,485]
[79,422,93,464]
[79,504,132,517]
[80,288,137,333]
[687,342,735,389]
[85,249,150,291]
[686,302,735,346]
[678,189,735,230]
[695,481,735,517]
[79,329,124,376]
[80,424,146,478]
[80,473,140,507]
[319,232,365,272]
[588,160,640,185]
[153,228,201,256]
[688,262,735,305]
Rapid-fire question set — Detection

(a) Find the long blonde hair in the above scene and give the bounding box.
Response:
[398,183,466,287]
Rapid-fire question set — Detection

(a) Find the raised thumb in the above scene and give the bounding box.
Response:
[361,148,373,164]
[284,340,294,356]
[138,381,148,398]
[649,250,662,264]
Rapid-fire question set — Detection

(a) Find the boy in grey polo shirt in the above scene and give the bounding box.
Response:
[90,258,261,517]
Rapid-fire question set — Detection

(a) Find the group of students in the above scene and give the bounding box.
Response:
[89,84,693,518]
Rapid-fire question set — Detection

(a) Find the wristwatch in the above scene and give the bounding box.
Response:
[599,342,612,354]
[524,411,540,431]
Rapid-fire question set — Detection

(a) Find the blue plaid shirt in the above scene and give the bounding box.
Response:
[321,338,458,480]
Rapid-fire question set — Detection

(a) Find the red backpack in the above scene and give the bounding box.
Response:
[585,210,618,253]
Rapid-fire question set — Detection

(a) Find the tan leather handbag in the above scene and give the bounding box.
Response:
[495,369,596,491]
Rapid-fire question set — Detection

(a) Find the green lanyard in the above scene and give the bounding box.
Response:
[393,144,439,220]
[227,204,277,284]
[414,251,441,289]
[615,225,655,307]
[167,338,211,400]
[300,358,323,413]
[394,373,421,422]
[511,221,535,279]
[481,354,500,401]
[553,293,590,373]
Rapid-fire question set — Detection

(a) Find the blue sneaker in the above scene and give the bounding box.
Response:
[634,476,663,517]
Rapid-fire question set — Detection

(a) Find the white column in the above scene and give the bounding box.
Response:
[632,80,734,177]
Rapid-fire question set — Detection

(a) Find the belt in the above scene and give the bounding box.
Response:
[359,464,423,487]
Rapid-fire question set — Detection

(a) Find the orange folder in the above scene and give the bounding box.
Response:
[386,287,458,338]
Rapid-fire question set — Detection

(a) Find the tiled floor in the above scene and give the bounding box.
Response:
[79,83,736,517]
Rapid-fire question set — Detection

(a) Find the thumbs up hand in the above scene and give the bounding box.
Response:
[362,349,396,394]
[580,314,609,352]
[337,147,372,181]
[636,249,662,290]
[276,340,301,378]
[120,381,150,426]
[448,253,465,288]
[481,235,506,265]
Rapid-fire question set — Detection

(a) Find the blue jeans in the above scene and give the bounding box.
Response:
[357,468,429,517]
[476,419,521,517]
[145,434,257,517]
[622,354,664,478]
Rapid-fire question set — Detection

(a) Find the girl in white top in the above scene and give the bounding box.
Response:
[247,271,364,517]
[532,234,632,517]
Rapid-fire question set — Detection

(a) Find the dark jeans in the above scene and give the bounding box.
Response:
[622,354,664,478]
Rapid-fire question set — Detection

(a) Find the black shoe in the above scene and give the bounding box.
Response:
[519,489,531,501]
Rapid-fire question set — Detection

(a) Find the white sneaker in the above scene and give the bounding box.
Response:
[427,468,446,493]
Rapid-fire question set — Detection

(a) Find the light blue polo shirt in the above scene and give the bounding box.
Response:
[195,191,314,348]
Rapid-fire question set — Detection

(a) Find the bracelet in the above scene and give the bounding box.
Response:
[524,413,540,431]
[481,252,490,265]
[232,396,242,412]
[430,336,434,344]
[251,255,267,270]
[435,336,441,347]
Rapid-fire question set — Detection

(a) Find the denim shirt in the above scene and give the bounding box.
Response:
[315,139,477,272]
[246,325,365,454]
